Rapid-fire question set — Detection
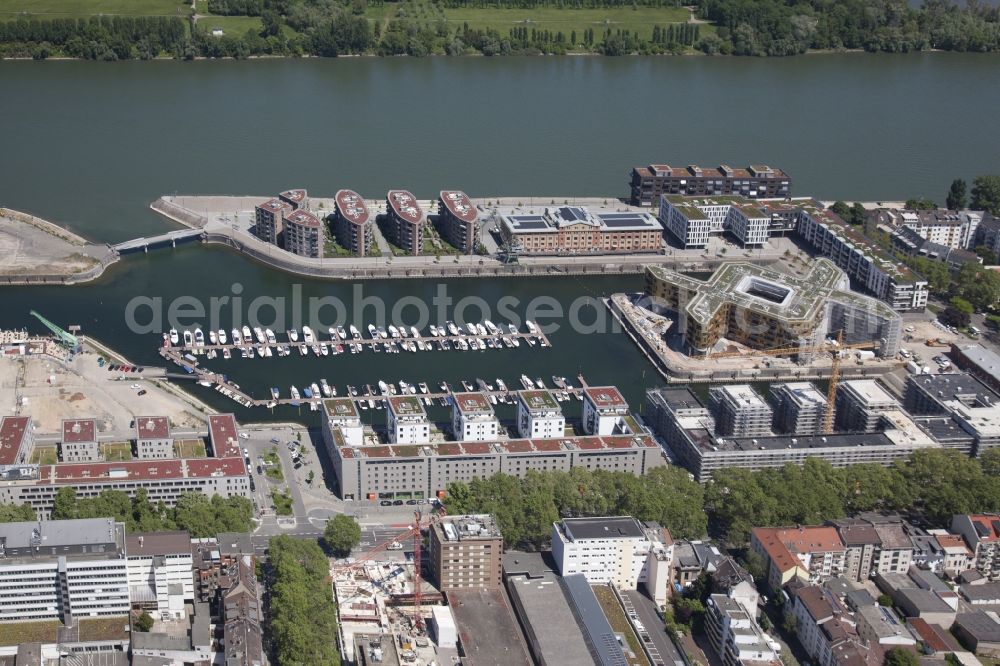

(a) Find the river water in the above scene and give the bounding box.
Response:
[1,54,997,423]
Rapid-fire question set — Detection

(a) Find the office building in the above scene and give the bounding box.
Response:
[253,198,291,245]
[550,516,672,601]
[428,514,503,591]
[386,395,430,444]
[951,514,1000,582]
[385,190,425,255]
[706,594,781,666]
[771,383,828,435]
[61,418,99,462]
[0,415,33,466]
[333,189,372,256]
[134,416,173,459]
[516,390,565,439]
[709,385,773,437]
[277,188,308,211]
[0,518,129,623]
[834,380,900,433]
[658,195,771,248]
[438,190,479,254]
[499,205,663,255]
[282,208,322,258]
[450,392,499,442]
[644,260,901,358]
[582,386,634,436]
[796,204,929,312]
[751,526,848,588]
[125,531,194,619]
[629,162,791,207]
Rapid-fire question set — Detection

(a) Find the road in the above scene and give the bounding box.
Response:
[622,590,686,666]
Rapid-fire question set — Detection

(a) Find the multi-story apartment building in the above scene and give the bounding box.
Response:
[222,555,264,666]
[428,514,503,591]
[905,373,1000,457]
[951,514,1000,582]
[582,386,632,436]
[61,418,99,462]
[878,208,983,250]
[708,385,773,437]
[796,204,929,312]
[125,531,194,619]
[658,195,770,248]
[706,594,782,666]
[333,189,372,256]
[835,380,901,433]
[134,416,173,459]
[254,198,292,245]
[437,191,479,254]
[320,397,364,448]
[278,188,308,211]
[451,392,499,442]
[751,526,848,588]
[385,190,425,255]
[282,208,322,258]
[0,518,129,623]
[499,205,663,255]
[644,260,901,359]
[973,213,1000,259]
[516,390,565,439]
[830,517,914,581]
[330,434,664,502]
[770,383,828,435]
[551,516,673,600]
[0,415,33,466]
[891,226,982,271]
[386,395,431,444]
[630,163,791,207]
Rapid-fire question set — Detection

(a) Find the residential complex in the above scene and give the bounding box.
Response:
[0,518,129,623]
[708,384,773,437]
[499,204,663,255]
[450,392,499,442]
[874,208,984,250]
[61,418,99,462]
[950,514,1000,582]
[891,226,981,271]
[437,190,479,254]
[770,382,829,436]
[253,197,292,245]
[705,594,781,666]
[282,208,322,258]
[386,395,431,444]
[516,389,566,438]
[278,187,308,211]
[834,380,901,433]
[658,195,771,248]
[644,260,902,358]
[333,189,373,256]
[134,415,173,459]
[550,516,672,601]
[973,213,1000,258]
[951,343,1000,395]
[629,163,791,206]
[385,189,425,255]
[581,386,633,436]
[904,372,1000,457]
[751,526,848,588]
[428,514,503,591]
[253,188,321,257]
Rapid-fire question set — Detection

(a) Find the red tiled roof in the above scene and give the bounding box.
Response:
[283,209,321,229]
[584,386,628,409]
[279,188,307,204]
[336,190,369,226]
[387,190,424,225]
[186,456,247,477]
[439,191,478,223]
[907,618,959,653]
[257,198,292,215]
[0,416,30,465]
[968,515,1000,542]
[209,414,240,458]
[135,416,170,440]
[530,439,563,452]
[62,418,96,444]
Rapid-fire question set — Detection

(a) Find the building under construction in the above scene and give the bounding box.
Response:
[644,259,901,360]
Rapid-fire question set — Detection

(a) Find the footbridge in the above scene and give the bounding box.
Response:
[113,229,203,253]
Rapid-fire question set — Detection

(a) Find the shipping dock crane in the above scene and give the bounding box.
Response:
[29,310,79,349]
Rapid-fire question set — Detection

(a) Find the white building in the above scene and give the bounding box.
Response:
[551,516,673,602]
[706,595,781,666]
[582,386,631,436]
[387,395,430,444]
[126,531,194,620]
[516,390,565,439]
[658,196,770,249]
[709,385,774,438]
[0,518,129,623]
[321,397,365,448]
[450,392,499,442]
[899,209,983,250]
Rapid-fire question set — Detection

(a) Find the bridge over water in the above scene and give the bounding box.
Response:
[113,229,203,253]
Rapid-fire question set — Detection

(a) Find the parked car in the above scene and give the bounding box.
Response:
[380,500,392,506]
[137,390,147,396]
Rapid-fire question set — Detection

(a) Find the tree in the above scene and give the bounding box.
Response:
[878,594,893,608]
[0,503,34,523]
[971,175,1000,215]
[884,647,920,666]
[830,201,851,220]
[135,611,154,632]
[849,202,867,226]
[905,197,936,211]
[974,245,998,265]
[947,179,967,210]
[323,514,361,557]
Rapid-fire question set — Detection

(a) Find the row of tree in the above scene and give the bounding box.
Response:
[442,449,1000,550]
[268,536,341,666]
[44,488,255,537]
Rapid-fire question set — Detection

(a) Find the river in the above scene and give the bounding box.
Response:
[0,54,997,424]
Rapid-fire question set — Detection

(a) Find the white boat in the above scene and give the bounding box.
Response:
[378,380,389,394]
[507,323,518,334]
[265,329,277,344]
[288,328,299,342]
[417,340,426,351]
[320,380,332,397]
[290,386,300,400]
[194,328,205,346]
[169,329,179,344]
[397,325,407,338]
[218,329,228,344]
[251,327,263,343]
[350,344,360,354]
[378,327,388,339]
[457,339,469,351]
[231,328,242,345]
[310,345,319,357]
[310,382,321,398]
[388,325,400,338]
[264,346,273,357]
[247,347,255,358]
[535,378,545,389]
[271,387,280,400]
[183,330,193,346]
[485,320,498,334]
[301,326,314,343]
[298,344,308,356]
[496,379,508,392]
[367,324,378,338]
[520,374,534,389]
[511,337,521,348]
[209,330,218,345]
[526,320,538,334]
[476,323,488,336]
[328,327,338,341]
[418,382,429,394]
[336,326,346,339]
[349,325,360,340]
[428,325,438,337]
[465,322,477,336]
[447,321,460,336]
[222,348,231,359]
[242,325,252,342]
[398,380,409,394]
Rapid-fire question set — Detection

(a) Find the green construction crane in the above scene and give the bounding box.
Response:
[29,311,78,348]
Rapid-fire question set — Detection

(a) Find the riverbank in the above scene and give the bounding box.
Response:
[0,207,119,285]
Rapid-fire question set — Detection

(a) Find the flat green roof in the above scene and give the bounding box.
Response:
[323,398,359,419]
[519,390,560,412]
[388,395,426,416]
